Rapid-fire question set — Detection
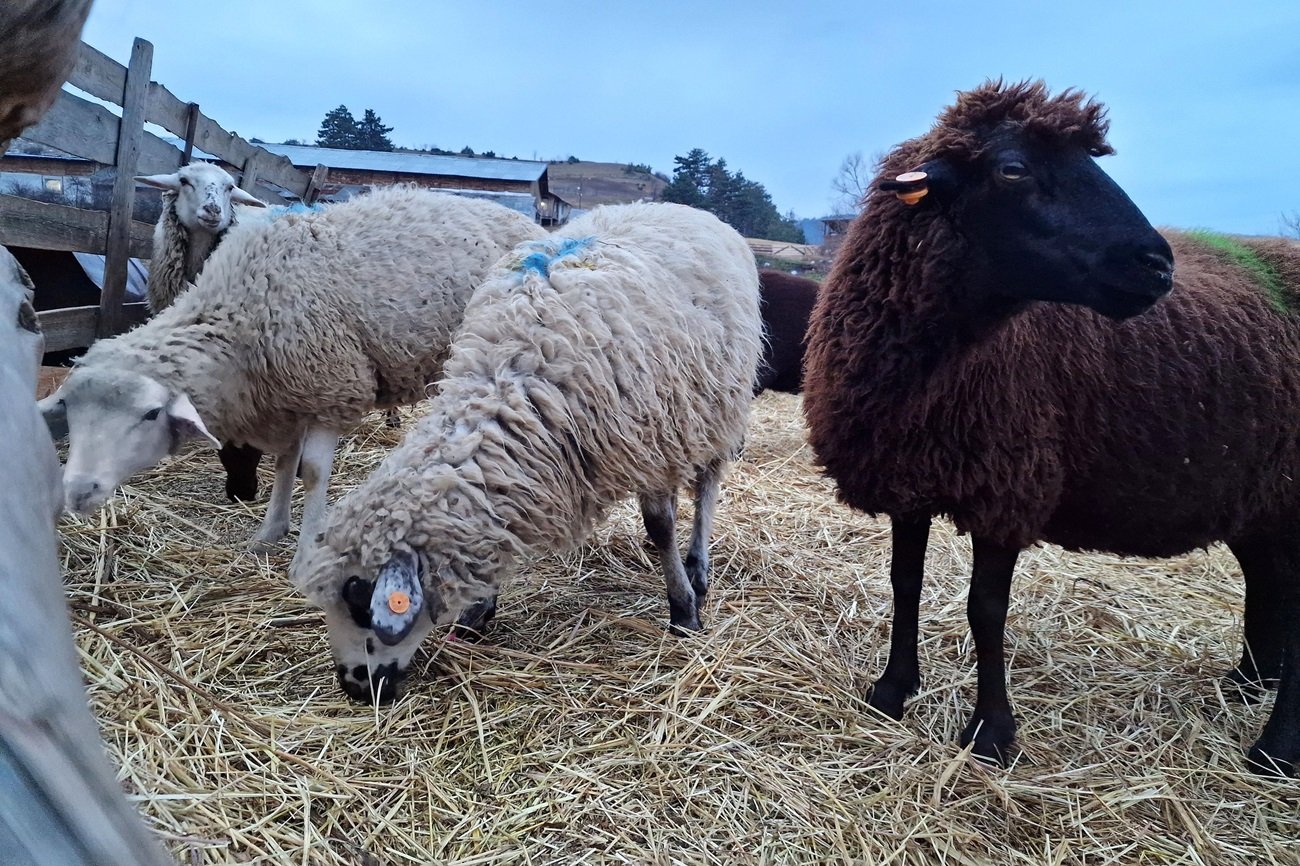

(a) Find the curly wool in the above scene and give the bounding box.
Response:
[78,186,546,455]
[803,80,1300,553]
[295,202,763,613]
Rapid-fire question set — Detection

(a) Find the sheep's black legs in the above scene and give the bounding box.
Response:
[218,443,262,502]
[1225,538,1289,702]
[684,460,723,597]
[1238,536,1300,777]
[959,536,1020,766]
[867,514,931,720]
[640,492,701,633]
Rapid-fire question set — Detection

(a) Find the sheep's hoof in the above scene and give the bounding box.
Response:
[1246,743,1298,778]
[248,525,288,552]
[684,551,709,597]
[667,598,703,635]
[1223,666,1278,705]
[865,676,916,721]
[959,712,1017,768]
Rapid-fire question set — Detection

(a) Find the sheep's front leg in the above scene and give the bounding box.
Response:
[640,492,701,633]
[683,459,723,597]
[867,514,931,720]
[294,427,339,556]
[959,535,1021,766]
[250,438,304,550]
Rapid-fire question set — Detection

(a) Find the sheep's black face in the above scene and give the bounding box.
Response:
[933,130,1174,320]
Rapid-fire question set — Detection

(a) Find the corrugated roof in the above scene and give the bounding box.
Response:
[257,144,548,182]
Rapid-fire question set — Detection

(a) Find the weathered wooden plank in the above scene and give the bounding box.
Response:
[0,272,172,865]
[67,42,126,106]
[182,102,200,164]
[304,163,329,204]
[99,38,152,338]
[37,302,149,352]
[0,195,152,258]
[19,89,182,175]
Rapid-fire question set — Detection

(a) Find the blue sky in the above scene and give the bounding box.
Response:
[81,1,1300,233]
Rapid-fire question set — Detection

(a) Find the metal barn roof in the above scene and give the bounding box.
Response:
[256,144,548,182]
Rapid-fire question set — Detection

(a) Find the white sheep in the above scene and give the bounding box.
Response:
[134,162,268,314]
[292,201,763,703]
[39,185,547,560]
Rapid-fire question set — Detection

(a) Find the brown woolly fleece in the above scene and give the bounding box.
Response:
[803,81,1300,555]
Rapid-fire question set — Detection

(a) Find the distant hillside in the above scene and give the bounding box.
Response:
[546,161,668,209]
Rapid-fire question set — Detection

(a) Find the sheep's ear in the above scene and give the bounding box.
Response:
[230,187,267,208]
[166,392,220,450]
[370,550,425,646]
[878,158,958,206]
[37,393,68,442]
[135,173,182,192]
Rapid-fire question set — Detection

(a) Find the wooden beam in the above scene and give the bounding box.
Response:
[182,102,200,164]
[0,195,152,258]
[239,152,260,193]
[19,90,181,176]
[304,163,329,204]
[98,38,152,338]
[67,43,126,105]
[37,303,149,353]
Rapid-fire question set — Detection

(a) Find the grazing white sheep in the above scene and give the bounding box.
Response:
[40,186,546,559]
[134,162,267,313]
[292,202,763,703]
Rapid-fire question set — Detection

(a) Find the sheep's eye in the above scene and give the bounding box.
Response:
[225,184,234,192]
[997,162,1028,182]
[179,177,191,187]
[142,407,162,421]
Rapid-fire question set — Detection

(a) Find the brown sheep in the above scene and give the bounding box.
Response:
[803,79,1300,777]
[756,270,818,394]
[0,0,92,146]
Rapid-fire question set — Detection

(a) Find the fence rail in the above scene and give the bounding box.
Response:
[2,36,322,349]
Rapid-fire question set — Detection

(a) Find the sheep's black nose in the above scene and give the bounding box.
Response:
[1137,249,1173,281]
[336,661,403,704]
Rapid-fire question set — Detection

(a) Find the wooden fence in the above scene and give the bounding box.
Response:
[0,37,325,351]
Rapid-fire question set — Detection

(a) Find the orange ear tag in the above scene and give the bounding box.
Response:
[388,591,411,614]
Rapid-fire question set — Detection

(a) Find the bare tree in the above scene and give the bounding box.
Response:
[830,151,875,215]
[1283,211,1300,239]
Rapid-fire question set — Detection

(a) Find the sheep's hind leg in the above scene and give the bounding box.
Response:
[867,514,931,721]
[1241,536,1300,777]
[958,535,1020,767]
[250,438,304,551]
[291,427,339,570]
[1224,537,1289,703]
[640,492,701,633]
[684,459,724,597]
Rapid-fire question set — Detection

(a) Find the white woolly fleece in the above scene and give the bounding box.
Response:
[293,202,763,675]
[73,185,546,457]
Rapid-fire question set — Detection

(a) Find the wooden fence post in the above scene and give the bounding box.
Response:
[181,102,200,164]
[304,163,329,204]
[239,152,260,195]
[97,37,152,338]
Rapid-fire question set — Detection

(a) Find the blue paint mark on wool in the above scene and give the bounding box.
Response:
[269,201,325,218]
[513,236,596,278]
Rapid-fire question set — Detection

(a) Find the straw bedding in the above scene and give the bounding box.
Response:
[59,393,1300,865]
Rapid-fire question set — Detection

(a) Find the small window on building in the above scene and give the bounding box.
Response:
[43,177,63,194]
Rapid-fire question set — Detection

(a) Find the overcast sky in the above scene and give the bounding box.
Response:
[81,1,1299,233]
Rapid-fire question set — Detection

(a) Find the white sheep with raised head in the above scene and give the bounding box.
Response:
[134,162,267,314]
[292,201,763,704]
[39,185,547,560]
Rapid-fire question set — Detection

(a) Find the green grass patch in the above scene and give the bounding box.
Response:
[1185,229,1291,313]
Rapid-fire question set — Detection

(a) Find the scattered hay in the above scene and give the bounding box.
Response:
[60,394,1300,865]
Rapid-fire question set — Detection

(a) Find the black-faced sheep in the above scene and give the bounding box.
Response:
[755,269,818,394]
[804,79,1300,778]
[40,186,546,563]
[291,202,762,703]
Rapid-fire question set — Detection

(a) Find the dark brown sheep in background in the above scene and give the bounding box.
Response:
[803,79,1300,777]
[755,269,818,394]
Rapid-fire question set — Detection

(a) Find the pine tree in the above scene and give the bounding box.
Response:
[316,105,359,149]
[355,108,395,151]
